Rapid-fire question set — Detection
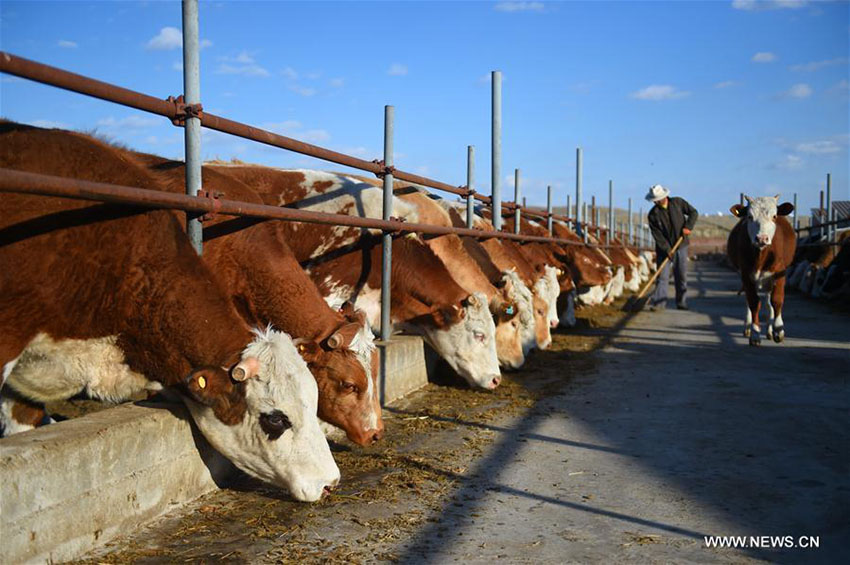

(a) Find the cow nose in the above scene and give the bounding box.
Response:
[757,234,769,245]
[550,319,559,329]
[370,428,384,444]
[490,375,502,389]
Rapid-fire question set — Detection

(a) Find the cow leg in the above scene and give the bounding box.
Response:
[744,281,761,346]
[771,277,786,343]
[766,286,775,341]
[744,306,751,337]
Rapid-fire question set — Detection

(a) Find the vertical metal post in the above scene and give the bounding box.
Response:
[466,146,475,229]
[594,203,600,239]
[546,185,553,235]
[793,193,798,231]
[182,0,202,255]
[380,105,394,343]
[608,180,614,245]
[582,202,587,242]
[628,197,633,246]
[639,208,644,248]
[491,71,502,231]
[514,169,521,234]
[740,192,744,207]
[576,147,583,240]
[819,190,825,237]
[566,194,572,230]
[826,173,832,242]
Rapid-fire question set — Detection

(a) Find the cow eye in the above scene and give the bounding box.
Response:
[473,331,486,342]
[259,410,291,440]
[339,381,359,393]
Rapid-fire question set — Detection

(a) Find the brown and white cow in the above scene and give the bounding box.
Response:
[727,195,796,346]
[0,122,339,500]
[550,220,615,309]
[456,208,552,352]
[132,155,383,445]
[209,166,502,390]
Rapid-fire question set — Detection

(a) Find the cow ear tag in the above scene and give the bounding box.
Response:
[506,305,515,315]
[197,376,207,389]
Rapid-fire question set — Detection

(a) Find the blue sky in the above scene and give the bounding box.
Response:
[1,1,848,217]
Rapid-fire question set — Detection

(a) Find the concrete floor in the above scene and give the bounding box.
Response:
[396,262,849,564]
[81,262,849,564]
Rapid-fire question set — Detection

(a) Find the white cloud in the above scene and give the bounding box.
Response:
[388,63,408,76]
[96,115,162,132]
[288,85,317,97]
[282,67,298,80]
[790,57,849,72]
[306,71,322,80]
[172,61,183,71]
[630,84,690,101]
[216,51,270,77]
[146,27,182,50]
[784,83,812,98]
[751,52,777,63]
[146,27,211,51]
[263,121,330,144]
[775,154,803,169]
[796,140,841,154]
[494,2,545,12]
[57,40,77,49]
[732,0,808,11]
[329,78,345,88]
[28,119,71,129]
[714,80,738,89]
[829,79,849,94]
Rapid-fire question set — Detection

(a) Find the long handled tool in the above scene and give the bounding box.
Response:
[624,235,684,312]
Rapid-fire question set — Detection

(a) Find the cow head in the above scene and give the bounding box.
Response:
[180,328,340,502]
[534,265,562,329]
[422,292,502,390]
[532,293,552,350]
[295,306,382,446]
[501,270,537,356]
[731,195,794,249]
[490,286,525,370]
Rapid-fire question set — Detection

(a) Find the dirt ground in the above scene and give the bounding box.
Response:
[76,262,848,564]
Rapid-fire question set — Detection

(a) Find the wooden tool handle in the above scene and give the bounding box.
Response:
[634,236,684,300]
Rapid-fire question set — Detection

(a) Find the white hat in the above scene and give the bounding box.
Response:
[645,184,670,202]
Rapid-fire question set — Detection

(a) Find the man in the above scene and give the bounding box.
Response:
[646,184,699,310]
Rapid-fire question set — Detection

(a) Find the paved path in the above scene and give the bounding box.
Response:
[399,262,849,564]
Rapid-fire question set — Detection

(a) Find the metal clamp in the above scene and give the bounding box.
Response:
[166,94,204,127]
[199,190,223,222]
[372,159,396,179]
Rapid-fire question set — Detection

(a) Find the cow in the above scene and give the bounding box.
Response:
[133,154,383,445]
[727,195,796,346]
[551,220,615,308]
[454,208,552,352]
[209,166,502,390]
[390,186,526,369]
[0,122,339,500]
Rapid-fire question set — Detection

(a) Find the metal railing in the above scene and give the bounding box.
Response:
[0,7,651,339]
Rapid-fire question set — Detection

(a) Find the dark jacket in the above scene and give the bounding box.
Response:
[648,196,699,255]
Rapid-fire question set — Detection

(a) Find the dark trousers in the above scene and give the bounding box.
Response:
[652,245,688,308]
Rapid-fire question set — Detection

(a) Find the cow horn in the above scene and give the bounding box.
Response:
[232,357,260,382]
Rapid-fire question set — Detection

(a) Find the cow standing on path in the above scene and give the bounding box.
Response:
[727,195,796,346]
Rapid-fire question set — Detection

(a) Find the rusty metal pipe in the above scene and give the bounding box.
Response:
[1,168,648,250]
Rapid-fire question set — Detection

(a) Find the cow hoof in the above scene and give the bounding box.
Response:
[743,327,750,338]
[773,329,784,343]
[749,334,761,346]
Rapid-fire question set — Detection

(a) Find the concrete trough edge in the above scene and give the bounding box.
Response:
[0,335,428,564]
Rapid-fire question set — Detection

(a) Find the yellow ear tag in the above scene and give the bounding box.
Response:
[198,376,206,389]
[298,344,305,352]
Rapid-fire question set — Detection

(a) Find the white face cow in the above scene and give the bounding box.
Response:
[534,265,562,329]
[420,292,502,390]
[182,328,340,502]
[732,195,794,249]
[502,270,537,356]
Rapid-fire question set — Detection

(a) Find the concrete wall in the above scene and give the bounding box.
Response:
[0,335,428,564]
